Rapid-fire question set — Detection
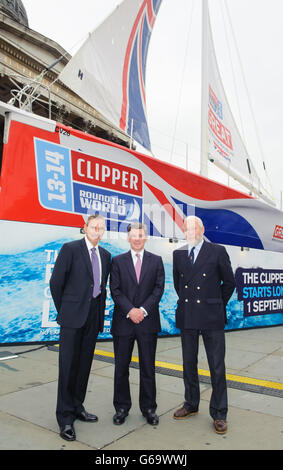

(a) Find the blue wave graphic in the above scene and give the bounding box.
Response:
[0,236,281,344]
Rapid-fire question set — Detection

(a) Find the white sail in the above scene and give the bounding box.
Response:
[200,0,273,205]
[59,0,163,151]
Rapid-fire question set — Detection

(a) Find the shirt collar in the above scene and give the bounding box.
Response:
[131,248,144,260]
[188,239,204,252]
[85,235,99,252]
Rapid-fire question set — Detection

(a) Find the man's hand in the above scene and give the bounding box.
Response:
[128,308,144,324]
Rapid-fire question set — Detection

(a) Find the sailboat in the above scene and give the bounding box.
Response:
[59,0,273,203]
[1,0,283,344]
[56,0,283,249]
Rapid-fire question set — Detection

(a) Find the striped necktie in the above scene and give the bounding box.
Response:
[189,247,195,265]
[91,247,101,297]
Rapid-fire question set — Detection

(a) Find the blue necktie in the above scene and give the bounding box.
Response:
[91,247,101,298]
[189,247,195,265]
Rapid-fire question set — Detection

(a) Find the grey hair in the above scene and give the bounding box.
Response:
[86,214,105,225]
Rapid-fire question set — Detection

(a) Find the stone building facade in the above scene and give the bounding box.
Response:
[0,0,131,148]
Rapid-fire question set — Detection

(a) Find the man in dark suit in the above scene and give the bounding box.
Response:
[173,216,235,434]
[110,223,165,426]
[50,214,111,441]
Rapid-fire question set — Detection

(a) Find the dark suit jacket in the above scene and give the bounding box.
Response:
[173,240,235,330]
[110,250,165,335]
[50,238,111,331]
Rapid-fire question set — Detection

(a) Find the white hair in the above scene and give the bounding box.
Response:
[183,215,204,229]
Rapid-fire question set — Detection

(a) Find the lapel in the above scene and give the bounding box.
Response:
[178,244,193,280]
[191,240,210,273]
[125,250,150,285]
[80,238,93,278]
[139,250,150,285]
[183,240,211,282]
[125,251,138,284]
[80,238,106,283]
[98,245,106,286]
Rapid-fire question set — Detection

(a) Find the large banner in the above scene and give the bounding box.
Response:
[0,107,283,343]
[1,114,283,252]
[0,220,282,344]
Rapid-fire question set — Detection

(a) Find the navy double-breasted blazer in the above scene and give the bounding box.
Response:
[50,238,111,331]
[110,250,165,336]
[173,241,235,330]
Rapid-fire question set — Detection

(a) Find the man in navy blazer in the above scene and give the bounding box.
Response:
[110,223,165,426]
[50,214,111,441]
[173,216,235,434]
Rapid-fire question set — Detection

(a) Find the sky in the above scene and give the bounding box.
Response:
[22,0,283,208]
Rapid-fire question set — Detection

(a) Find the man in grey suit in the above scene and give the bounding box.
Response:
[172,216,235,434]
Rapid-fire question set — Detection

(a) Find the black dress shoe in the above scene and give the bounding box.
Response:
[76,410,98,422]
[142,410,159,426]
[60,424,76,441]
[113,409,129,425]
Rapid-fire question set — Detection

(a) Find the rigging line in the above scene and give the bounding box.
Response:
[46,35,88,91]
[169,0,195,163]
[223,0,273,194]
[47,2,123,91]
[218,2,257,196]
[152,140,200,163]
[30,99,130,150]
[219,0,246,146]
[28,99,93,135]
[223,3,274,202]
[150,125,201,151]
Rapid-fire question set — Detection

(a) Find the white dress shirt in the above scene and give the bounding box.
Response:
[85,236,102,284]
[131,248,144,266]
[188,239,204,263]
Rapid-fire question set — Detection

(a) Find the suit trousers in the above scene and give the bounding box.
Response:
[181,328,228,420]
[56,297,100,427]
[113,332,158,414]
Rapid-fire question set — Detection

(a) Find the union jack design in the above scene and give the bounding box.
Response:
[119,0,163,150]
[59,0,163,152]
